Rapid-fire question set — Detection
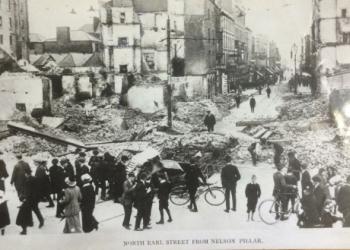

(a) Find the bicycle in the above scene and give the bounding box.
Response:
[169,183,226,206]
[258,192,301,225]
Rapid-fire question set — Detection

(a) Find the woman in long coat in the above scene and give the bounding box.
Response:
[60,177,82,234]
[0,152,10,235]
[16,169,34,235]
[80,174,98,233]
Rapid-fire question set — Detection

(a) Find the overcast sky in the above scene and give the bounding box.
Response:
[28,0,312,63]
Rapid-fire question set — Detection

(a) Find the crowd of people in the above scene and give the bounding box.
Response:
[1,140,350,235]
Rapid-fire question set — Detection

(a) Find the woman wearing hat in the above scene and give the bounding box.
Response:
[60,177,82,234]
[80,174,98,233]
[0,189,10,236]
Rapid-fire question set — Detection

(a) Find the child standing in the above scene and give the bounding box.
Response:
[245,175,261,221]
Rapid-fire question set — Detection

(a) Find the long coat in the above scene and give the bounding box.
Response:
[301,170,313,192]
[221,164,241,189]
[185,164,205,190]
[61,185,82,233]
[16,176,39,228]
[81,184,98,233]
[35,165,51,199]
[134,181,147,209]
[49,165,66,194]
[11,160,31,198]
[0,159,9,191]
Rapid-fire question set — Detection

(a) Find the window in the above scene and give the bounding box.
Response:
[144,52,155,70]
[0,17,2,27]
[0,35,3,44]
[9,35,12,45]
[343,32,350,43]
[118,37,128,47]
[9,17,11,29]
[8,0,10,10]
[119,65,128,73]
[0,0,2,9]
[120,12,125,23]
[342,9,347,18]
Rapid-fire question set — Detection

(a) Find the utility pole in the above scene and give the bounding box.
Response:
[166,16,172,128]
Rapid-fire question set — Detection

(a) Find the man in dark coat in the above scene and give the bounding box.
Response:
[121,173,136,230]
[75,154,89,188]
[185,158,206,212]
[249,96,256,113]
[102,152,115,200]
[35,160,54,208]
[88,150,102,196]
[301,164,313,195]
[312,176,328,216]
[113,156,128,203]
[299,188,320,228]
[61,158,74,180]
[49,159,65,200]
[248,142,258,166]
[134,173,150,231]
[235,94,241,108]
[80,174,98,233]
[0,151,9,191]
[273,165,296,220]
[11,154,32,199]
[287,151,302,181]
[17,168,44,234]
[221,156,241,212]
[272,143,284,167]
[336,175,350,227]
[50,159,66,217]
[266,86,271,98]
[156,172,172,224]
[204,111,216,132]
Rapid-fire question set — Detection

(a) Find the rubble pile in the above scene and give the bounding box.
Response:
[278,95,328,121]
[48,96,153,143]
[0,134,68,156]
[174,100,223,128]
[158,133,239,176]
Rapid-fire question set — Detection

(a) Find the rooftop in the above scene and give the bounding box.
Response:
[45,30,101,43]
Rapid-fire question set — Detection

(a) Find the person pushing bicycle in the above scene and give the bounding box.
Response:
[273,164,297,221]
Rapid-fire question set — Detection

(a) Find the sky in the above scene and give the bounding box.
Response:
[241,0,313,65]
[28,0,313,64]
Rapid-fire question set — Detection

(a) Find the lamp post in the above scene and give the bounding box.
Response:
[291,43,298,94]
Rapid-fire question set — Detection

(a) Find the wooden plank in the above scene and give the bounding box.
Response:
[7,121,96,149]
[236,119,276,127]
[261,131,273,140]
[253,128,267,138]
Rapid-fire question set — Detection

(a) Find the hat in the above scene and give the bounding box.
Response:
[81,174,92,183]
[128,172,135,178]
[65,177,76,187]
[194,151,202,158]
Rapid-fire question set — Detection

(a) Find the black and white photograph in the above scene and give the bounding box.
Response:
[0,0,350,249]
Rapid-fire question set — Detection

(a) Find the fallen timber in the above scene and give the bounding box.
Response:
[7,121,96,150]
[236,119,276,127]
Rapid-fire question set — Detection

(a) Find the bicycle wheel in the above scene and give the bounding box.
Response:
[258,199,279,225]
[169,187,190,206]
[204,187,225,206]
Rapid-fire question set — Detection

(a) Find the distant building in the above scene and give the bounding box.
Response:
[29,33,46,55]
[0,0,30,60]
[312,0,350,71]
[79,17,102,40]
[43,27,102,54]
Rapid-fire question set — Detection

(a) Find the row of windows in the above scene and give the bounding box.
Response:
[0,16,25,30]
[0,0,12,11]
[0,34,15,45]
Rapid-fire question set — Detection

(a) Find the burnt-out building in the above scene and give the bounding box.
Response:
[184,0,221,97]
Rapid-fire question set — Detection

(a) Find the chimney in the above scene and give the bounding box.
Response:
[57,27,71,45]
[93,17,100,32]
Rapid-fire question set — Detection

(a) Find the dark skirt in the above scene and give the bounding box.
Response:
[16,201,33,227]
[81,208,98,233]
[247,198,258,213]
[0,201,10,229]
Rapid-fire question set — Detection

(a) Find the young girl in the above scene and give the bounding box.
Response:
[245,175,261,221]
